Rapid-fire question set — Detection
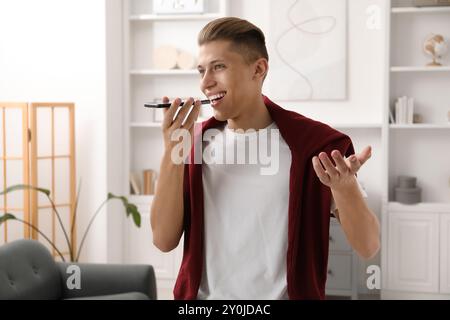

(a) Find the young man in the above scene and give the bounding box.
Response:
[150,17,380,300]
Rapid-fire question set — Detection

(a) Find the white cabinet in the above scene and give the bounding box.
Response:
[326,220,358,299]
[387,211,439,293]
[381,0,450,299]
[383,204,450,298]
[440,214,450,294]
[124,196,183,297]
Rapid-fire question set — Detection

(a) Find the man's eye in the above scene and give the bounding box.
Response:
[214,64,225,70]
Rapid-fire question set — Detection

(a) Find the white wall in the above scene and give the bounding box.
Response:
[105,0,126,263]
[231,0,387,125]
[0,0,108,262]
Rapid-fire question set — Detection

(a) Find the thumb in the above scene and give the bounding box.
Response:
[358,145,372,165]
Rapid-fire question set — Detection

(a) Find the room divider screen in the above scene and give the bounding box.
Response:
[0,102,76,261]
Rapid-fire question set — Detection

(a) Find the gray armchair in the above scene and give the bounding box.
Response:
[0,239,157,300]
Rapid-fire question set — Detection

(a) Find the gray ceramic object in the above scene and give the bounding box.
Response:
[397,176,417,189]
[395,187,422,204]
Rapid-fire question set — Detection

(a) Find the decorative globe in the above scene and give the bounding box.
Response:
[423,34,448,66]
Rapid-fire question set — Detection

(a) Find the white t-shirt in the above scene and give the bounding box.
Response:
[197,122,366,300]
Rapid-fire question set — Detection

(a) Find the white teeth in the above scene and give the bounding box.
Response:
[209,92,226,100]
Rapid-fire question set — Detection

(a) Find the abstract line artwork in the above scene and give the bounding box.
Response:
[265,0,347,101]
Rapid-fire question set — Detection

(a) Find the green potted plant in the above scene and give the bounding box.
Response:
[0,184,141,262]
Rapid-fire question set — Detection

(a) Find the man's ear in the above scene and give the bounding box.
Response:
[253,58,269,81]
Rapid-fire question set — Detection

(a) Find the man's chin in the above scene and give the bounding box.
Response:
[212,110,228,122]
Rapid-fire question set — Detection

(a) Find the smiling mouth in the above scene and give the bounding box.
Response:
[208,91,227,105]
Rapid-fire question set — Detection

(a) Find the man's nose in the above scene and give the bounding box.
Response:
[200,70,216,92]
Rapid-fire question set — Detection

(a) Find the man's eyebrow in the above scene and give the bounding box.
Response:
[197,59,225,69]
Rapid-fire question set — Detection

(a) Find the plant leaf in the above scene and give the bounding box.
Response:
[127,203,141,227]
[0,213,17,225]
[0,184,50,197]
[108,193,141,227]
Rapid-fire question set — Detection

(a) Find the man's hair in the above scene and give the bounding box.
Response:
[198,17,269,64]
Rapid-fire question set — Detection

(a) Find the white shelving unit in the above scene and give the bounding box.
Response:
[130,13,224,21]
[122,0,228,299]
[390,66,450,72]
[391,6,450,13]
[389,124,450,129]
[381,0,450,300]
[124,0,228,197]
[388,201,450,213]
[332,123,382,129]
[130,69,199,75]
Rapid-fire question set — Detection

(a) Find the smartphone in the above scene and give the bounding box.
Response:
[144,99,210,108]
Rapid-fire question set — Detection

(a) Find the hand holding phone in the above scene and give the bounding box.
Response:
[145,99,210,108]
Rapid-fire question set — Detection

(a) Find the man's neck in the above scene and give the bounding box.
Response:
[226,95,272,131]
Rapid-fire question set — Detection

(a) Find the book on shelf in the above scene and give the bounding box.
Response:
[407,97,414,124]
[130,172,141,195]
[394,96,414,124]
[389,107,395,124]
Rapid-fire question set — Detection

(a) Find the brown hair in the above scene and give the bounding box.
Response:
[198,17,269,64]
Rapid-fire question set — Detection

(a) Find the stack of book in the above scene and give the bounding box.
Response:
[393,96,414,124]
[130,170,157,195]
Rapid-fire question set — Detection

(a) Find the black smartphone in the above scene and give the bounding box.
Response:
[144,99,210,108]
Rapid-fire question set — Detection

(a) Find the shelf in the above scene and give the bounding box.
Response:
[131,122,384,130]
[390,66,450,72]
[389,124,450,129]
[130,118,210,128]
[130,13,223,21]
[388,202,450,213]
[391,6,450,13]
[332,123,382,129]
[130,122,162,128]
[129,195,154,205]
[130,69,198,76]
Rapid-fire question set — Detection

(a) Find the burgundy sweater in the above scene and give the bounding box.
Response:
[173,96,355,299]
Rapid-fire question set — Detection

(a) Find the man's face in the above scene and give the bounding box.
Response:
[197,40,259,121]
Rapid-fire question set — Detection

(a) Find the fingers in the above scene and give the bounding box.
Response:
[173,97,195,128]
[162,97,197,130]
[312,156,331,185]
[161,96,170,114]
[313,147,372,185]
[347,145,372,174]
[318,152,339,179]
[162,97,182,129]
[357,145,372,166]
[182,99,201,130]
[331,150,350,175]
[348,154,361,174]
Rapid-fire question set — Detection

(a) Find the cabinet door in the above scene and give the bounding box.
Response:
[440,214,450,294]
[326,253,352,290]
[125,203,182,280]
[387,212,439,292]
[329,222,351,252]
